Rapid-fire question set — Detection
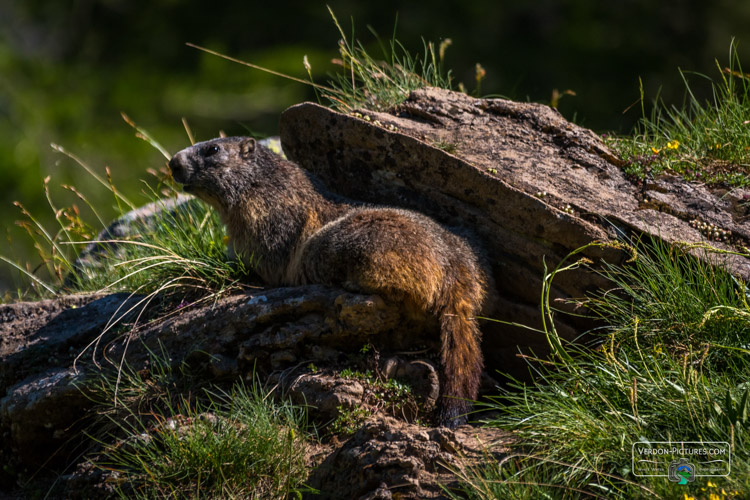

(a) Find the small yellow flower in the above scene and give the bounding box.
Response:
[651,147,661,154]
[223,235,230,245]
[683,494,695,500]
[475,62,486,80]
[708,493,721,500]
[707,481,717,488]
[667,140,680,149]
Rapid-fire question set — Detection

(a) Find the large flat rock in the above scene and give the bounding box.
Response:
[279,87,750,349]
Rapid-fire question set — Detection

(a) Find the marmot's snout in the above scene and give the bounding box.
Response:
[168,150,192,185]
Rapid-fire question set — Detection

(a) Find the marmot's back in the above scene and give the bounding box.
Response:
[299,207,482,310]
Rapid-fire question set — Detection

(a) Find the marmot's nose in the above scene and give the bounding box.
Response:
[168,152,189,184]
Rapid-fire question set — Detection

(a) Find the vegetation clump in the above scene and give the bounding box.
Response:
[607,41,750,189]
[331,367,418,435]
[85,353,312,499]
[449,240,749,499]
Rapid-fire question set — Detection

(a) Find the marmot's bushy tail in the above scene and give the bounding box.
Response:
[437,298,483,428]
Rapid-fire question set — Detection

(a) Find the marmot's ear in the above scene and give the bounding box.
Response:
[240,138,257,159]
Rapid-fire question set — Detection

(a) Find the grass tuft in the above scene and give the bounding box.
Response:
[320,7,453,112]
[85,352,312,499]
[68,193,245,301]
[607,40,750,188]
[450,240,749,499]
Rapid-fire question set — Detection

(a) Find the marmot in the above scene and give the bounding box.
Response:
[169,137,488,427]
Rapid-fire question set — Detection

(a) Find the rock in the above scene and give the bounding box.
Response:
[0,293,142,396]
[0,293,143,469]
[285,373,366,422]
[381,357,440,409]
[1,285,497,497]
[279,87,750,370]
[0,368,87,466]
[281,357,441,425]
[0,286,427,473]
[60,460,120,499]
[307,415,508,499]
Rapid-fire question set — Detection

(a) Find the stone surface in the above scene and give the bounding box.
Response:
[0,368,87,466]
[0,293,142,395]
[307,416,508,499]
[1,287,506,497]
[279,86,750,372]
[0,293,143,470]
[286,373,366,421]
[0,286,431,472]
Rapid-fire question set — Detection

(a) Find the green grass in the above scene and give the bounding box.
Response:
[586,240,750,363]
[84,352,312,499]
[433,140,458,154]
[318,7,454,112]
[448,240,749,499]
[330,367,418,434]
[64,191,247,312]
[606,40,750,188]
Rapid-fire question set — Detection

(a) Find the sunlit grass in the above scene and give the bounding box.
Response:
[448,240,749,499]
[319,7,454,112]
[607,40,750,188]
[85,351,312,499]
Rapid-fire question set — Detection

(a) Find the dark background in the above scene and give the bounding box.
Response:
[1,0,749,294]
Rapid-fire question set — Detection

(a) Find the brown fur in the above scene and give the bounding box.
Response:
[169,137,488,427]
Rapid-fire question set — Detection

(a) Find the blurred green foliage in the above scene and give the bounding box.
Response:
[1,0,749,294]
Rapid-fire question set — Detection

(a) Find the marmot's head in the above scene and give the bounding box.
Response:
[169,136,263,210]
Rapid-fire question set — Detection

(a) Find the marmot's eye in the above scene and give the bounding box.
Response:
[204,145,220,157]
